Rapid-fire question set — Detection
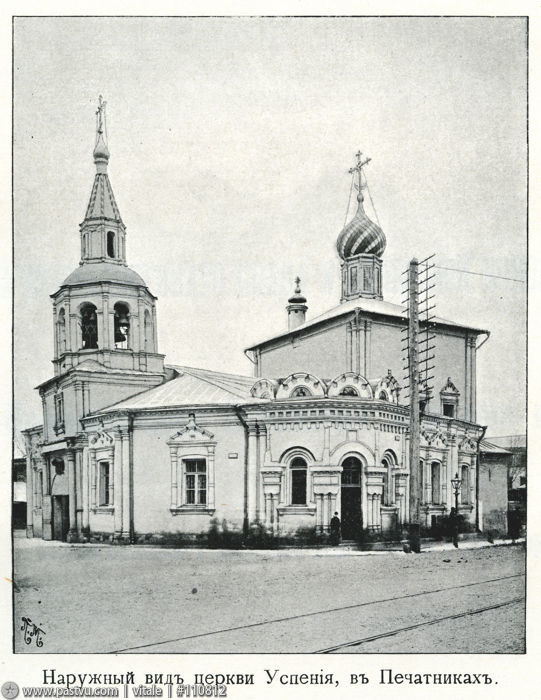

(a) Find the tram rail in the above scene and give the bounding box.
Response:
[113,573,524,653]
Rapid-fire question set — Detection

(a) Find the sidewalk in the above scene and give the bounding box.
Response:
[14,529,525,556]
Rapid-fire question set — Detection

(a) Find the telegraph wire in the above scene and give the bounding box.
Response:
[435,265,525,284]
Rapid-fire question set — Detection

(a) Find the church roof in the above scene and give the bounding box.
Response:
[84,172,123,222]
[245,297,488,351]
[60,261,147,287]
[99,365,258,412]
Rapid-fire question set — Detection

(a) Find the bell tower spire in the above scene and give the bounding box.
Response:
[80,96,126,265]
[51,96,164,379]
[93,95,110,172]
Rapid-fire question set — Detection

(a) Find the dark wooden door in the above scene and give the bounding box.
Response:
[52,496,69,541]
[341,456,363,539]
[341,487,362,539]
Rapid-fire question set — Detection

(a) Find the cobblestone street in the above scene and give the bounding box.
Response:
[13,535,525,654]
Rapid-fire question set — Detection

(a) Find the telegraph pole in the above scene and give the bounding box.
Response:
[402,255,436,553]
[408,258,421,552]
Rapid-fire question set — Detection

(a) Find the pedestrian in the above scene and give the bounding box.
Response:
[330,511,341,546]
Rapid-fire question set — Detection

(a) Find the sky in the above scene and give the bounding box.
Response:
[13,16,527,439]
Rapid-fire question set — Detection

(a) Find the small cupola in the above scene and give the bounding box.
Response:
[337,151,385,302]
[286,277,308,330]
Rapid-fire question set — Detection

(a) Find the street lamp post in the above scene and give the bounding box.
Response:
[450,472,462,548]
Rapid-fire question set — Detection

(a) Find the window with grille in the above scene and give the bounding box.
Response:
[184,459,207,505]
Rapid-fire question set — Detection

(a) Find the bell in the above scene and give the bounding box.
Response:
[116,312,129,326]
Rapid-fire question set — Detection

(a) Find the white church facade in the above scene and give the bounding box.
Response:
[23,100,488,544]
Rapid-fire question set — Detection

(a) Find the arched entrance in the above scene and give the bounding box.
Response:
[341,456,363,539]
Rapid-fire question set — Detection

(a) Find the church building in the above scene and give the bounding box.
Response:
[23,99,488,543]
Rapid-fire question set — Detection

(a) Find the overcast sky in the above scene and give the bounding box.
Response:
[13,16,527,439]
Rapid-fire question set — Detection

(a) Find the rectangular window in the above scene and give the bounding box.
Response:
[54,393,64,426]
[461,466,469,504]
[350,267,358,293]
[99,461,111,506]
[184,459,207,505]
[431,462,441,504]
[363,266,373,291]
[442,402,455,417]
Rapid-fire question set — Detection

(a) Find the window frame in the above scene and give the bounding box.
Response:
[460,464,470,504]
[107,230,116,258]
[431,461,441,505]
[53,392,65,434]
[168,417,216,515]
[289,456,308,505]
[80,303,98,349]
[98,460,112,507]
[183,458,208,506]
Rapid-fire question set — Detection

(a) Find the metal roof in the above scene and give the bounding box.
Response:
[85,172,122,222]
[245,297,488,351]
[99,365,258,412]
[480,439,512,455]
[61,262,147,287]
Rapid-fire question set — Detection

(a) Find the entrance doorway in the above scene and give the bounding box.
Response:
[341,456,363,539]
[52,496,69,541]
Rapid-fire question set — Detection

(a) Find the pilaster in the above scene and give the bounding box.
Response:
[66,450,77,540]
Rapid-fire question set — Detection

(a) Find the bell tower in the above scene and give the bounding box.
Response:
[49,97,165,378]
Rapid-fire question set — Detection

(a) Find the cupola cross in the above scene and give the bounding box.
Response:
[348,150,371,193]
[96,95,107,137]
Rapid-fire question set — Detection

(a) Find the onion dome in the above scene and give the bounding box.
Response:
[288,276,307,304]
[337,151,386,260]
[336,193,386,259]
[93,131,110,162]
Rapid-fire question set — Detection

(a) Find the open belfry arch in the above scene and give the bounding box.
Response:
[23,100,488,544]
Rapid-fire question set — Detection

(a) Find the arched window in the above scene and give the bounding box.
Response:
[378,391,388,401]
[290,457,307,504]
[431,462,441,504]
[57,308,66,354]
[291,386,311,398]
[339,386,359,397]
[114,302,130,349]
[381,457,390,504]
[80,303,98,349]
[461,465,469,504]
[342,456,362,486]
[107,231,115,258]
[144,309,152,352]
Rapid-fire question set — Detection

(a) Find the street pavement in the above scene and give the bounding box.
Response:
[12,534,525,654]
